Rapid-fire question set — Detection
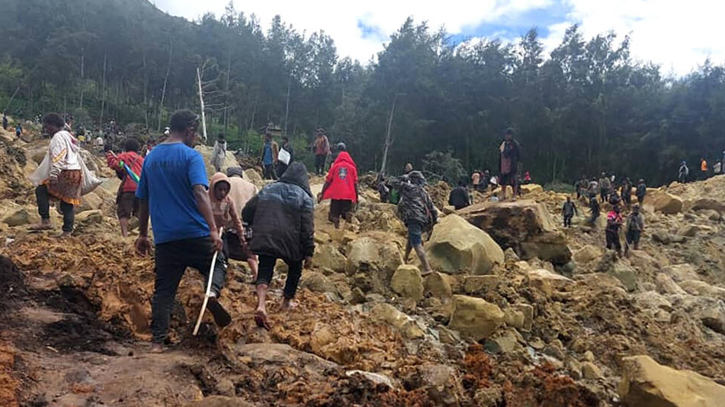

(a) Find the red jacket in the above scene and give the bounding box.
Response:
[106,151,144,193]
[322,152,358,202]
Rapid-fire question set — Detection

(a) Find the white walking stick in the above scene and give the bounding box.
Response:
[193,227,223,336]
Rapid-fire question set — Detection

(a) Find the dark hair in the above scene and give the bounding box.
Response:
[505,127,514,135]
[42,113,65,128]
[282,136,289,142]
[169,110,199,133]
[124,138,141,153]
[217,133,225,141]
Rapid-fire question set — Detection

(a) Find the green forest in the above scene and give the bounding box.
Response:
[1,0,724,185]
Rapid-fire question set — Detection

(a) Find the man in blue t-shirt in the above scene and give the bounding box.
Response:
[260,132,278,180]
[135,109,231,353]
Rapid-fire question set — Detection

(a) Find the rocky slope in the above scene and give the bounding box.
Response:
[0,127,724,406]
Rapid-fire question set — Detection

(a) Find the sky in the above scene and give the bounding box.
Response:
[152,0,723,76]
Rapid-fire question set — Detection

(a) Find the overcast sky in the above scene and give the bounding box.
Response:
[152,0,722,76]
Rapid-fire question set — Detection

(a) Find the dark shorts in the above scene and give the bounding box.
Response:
[407,221,424,246]
[499,173,517,187]
[330,199,353,221]
[117,191,138,219]
[223,230,254,261]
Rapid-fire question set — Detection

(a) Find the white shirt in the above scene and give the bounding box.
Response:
[49,130,81,175]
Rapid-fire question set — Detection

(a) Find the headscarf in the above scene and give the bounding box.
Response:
[279,162,312,197]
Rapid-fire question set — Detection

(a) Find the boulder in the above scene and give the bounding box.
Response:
[484,329,521,354]
[370,303,425,339]
[655,273,686,295]
[391,265,424,301]
[515,304,534,332]
[346,237,402,276]
[611,263,637,292]
[618,355,725,407]
[581,362,603,380]
[75,210,103,225]
[423,272,453,300]
[300,272,336,294]
[664,264,699,282]
[425,214,503,275]
[462,275,500,295]
[519,184,543,195]
[243,169,263,184]
[573,245,601,265]
[313,244,347,272]
[678,280,725,301]
[1,207,30,227]
[407,364,463,407]
[233,343,339,383]
[448,295,504,341]
[75,191,104,214]
[689,198,725,213]
[647,189,683,215]
[345,370,396,389]
[460,200,572,265]
[527,269,573,297]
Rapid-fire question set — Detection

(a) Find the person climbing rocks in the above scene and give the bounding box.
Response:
[377,173,390,203]
[608,188,622,207]
[588,177,599,198]
[15,123,22,138]
[562,196,578,228]
[588,193,600,227]
[577,176,589,200]
[2,115,7,130]
[606,205,624,256]
[449,179,471,210]
[134,110,231,353]
[242,162,315,330]
[599,172,611,203]
[482,170,492,192]
[314,128,331,176]
[636,179,647,205]
[276,136,294,177]
[679,161,689,183]
[701,158,708,180]
[471,171,482,191]
[498,128,521,201]
[260,132,278,180]
[29,113,82,238]
[211,133,227,173]
[625,203,645,254]
[621,177,633,207]
[226,167,259,280]
[393,171,437,275]
[714,161,722,175]
[106,138,145,237]
[523,171,532,185]
[319,143,358,229]
[209,172,258,283]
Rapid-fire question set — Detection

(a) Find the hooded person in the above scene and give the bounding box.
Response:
[209,172,258,281]
[391,170,437,275]
[225,167,258,218]
[319,143,358,229]
[448,179,470,210]
[242,162,314,330]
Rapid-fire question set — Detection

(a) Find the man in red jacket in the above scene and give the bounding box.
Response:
[319,143,358,229]
[106,138,145,237]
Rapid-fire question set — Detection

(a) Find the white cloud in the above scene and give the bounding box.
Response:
[152,0,723,75]
[543,0,725,75]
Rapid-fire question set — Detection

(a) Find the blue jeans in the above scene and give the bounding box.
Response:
[151,237,227,343]
[406,221,424,246]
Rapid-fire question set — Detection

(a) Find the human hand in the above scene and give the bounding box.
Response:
[210,230,223,253]
[304,257,313,269]
[135,236,152,256]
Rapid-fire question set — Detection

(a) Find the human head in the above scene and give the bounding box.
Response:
[264,132,272,142]
[504,128,514,141]
[633,204,640,213]
[42,113,65,135]
[282,136,289,145]
[404,163,413,174]
[217,133,225,142]
[614,205,621,214]
[639,178,644,184]
[124,138,141,154]
[336,142,347,152]
[168,110,199,147]
[226,167,245,179]
[484,170,490,175]
[566,196,571,202]
[213,179,231,201]
[601,172,606,177]
[316,128,325,137]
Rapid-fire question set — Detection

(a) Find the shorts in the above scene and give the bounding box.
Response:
[223,230,254,261]
[117,191,139,219]
[499,173,517,187]
[330,199,353,221]
[407,221,424,246]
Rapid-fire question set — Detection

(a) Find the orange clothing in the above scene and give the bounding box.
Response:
[701,160,708,172]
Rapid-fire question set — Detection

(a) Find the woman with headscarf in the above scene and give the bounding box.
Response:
[242,162,315,330]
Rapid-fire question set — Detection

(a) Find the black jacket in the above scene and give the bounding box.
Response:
[243,162,314,261]
[448,186,470,210]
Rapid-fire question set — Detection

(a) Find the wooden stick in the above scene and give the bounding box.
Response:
[193,228,223,336]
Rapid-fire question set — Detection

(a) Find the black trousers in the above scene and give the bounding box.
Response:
[564,214,573,227]
[315,154,326,175]
[276,162,289,178]
[606,230,621,252]
[263,164,277,180]
[151,237,227,343]
[256,255,302,300]
[626,229,641,247]
[35,185,74,232]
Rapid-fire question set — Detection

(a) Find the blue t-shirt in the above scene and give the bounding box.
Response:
[262,142,273,165]
[136,143,210,245]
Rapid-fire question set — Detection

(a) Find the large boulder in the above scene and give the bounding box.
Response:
[390,265,424,301]
[1,207,30,227]
[519,184,543,195]
[448,295,504,341]
[647,189,683,215]
[618,355,725,407]
[346,237,402,276]
[313,244,347,272]
[370,303,425,339]
[195,145,239,175]
[425,214,504,275]
[678,280,725,302]
[459,200,572,265]
[527,269,572,297]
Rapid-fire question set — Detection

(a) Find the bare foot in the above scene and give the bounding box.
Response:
[254,308,271,330]
[421,270,433,277]
[149,343,164,354]
[281,299,298,311]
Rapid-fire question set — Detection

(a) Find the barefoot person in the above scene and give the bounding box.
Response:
[393,171,437,275]
[319,143,358,229]
[105,138,144,237]
[498,128,521,201]
[134,110,230,353]
[209,172,258,282]
[242,162,314,330]
[30,113,82,237]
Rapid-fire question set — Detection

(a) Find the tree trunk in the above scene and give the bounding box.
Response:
[78,50,85,108]
[99,50,107,130]
[283,73,292,136]
[157,40,173,132]
[197,67,208,143]
[380,94,398,175]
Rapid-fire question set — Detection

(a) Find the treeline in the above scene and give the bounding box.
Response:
[1,0,724,185]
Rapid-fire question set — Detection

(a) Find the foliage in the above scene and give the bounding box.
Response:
[421,150,466,185]
[0,0,724,186]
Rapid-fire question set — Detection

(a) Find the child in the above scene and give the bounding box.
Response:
[209,172,258,281]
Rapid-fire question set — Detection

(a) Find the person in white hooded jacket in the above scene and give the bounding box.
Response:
[30,113,82,237]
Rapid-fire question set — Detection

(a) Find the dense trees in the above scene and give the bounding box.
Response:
[1,0,724,186]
